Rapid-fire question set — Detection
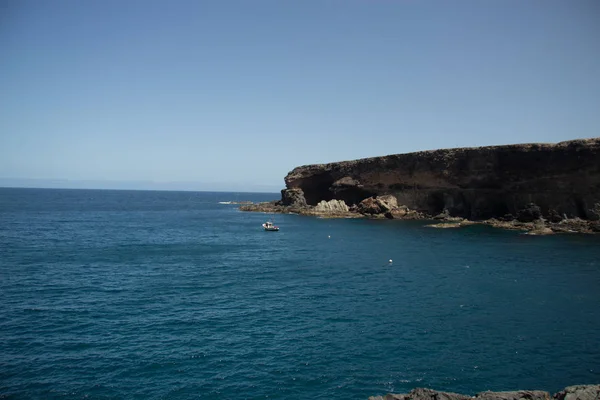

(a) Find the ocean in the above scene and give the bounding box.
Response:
[1,188,599,399]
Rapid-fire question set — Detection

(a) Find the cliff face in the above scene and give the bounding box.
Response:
[284,138,600,220]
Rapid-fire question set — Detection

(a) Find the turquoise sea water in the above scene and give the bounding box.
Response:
[1,188,599,399]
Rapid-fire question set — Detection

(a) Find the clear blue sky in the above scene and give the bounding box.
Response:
[1,0,599,191]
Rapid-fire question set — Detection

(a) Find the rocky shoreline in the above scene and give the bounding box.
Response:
[368,385,600,400]
[240,193,600,235]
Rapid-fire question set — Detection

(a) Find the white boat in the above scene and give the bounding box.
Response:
[262,221,279,231]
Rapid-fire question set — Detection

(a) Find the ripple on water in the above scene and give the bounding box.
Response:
[1,189,600,399]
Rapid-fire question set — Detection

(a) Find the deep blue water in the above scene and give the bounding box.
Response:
[1,188,599,399]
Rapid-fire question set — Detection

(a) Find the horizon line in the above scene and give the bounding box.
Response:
[0,185,281,194]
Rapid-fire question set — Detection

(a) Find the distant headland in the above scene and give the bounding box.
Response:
[241,138,600,234]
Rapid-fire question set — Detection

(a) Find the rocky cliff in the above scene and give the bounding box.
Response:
[283,138,600,221]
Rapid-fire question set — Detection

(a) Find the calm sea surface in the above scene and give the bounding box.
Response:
[1,188,599,399]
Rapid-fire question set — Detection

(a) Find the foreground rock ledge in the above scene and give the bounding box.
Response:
[368,385,600,400]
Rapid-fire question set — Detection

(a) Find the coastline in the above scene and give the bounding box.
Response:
[243,138,600,235]
[239,200,600,235]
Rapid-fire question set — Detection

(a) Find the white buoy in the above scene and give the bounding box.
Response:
[328,235,331,238]
[389,259,393,263]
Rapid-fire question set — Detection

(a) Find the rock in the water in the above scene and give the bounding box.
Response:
[358,197,381,215]
[426,222,463,229]
[527,226,554,235]
[553,385,600,400]
[357,195,399,216]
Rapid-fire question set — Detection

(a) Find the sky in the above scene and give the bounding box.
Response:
[1,0,599,192]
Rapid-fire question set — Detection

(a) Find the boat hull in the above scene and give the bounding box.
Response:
[262,223,279,231]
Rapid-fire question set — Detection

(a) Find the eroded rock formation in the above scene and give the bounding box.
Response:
[313,199,349,214]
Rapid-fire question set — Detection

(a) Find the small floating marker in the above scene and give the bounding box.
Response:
[328,235,331,239]
[388,259,393,263]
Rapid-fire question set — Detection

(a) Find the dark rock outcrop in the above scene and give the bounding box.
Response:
[281,188,307,207]
[517,203,543,223]
[358,197,387,215]
[284,138,600,221]
[553,385,600,400]
[548,209,564,223]
[369,385,600,400]
[355,195,403,218]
